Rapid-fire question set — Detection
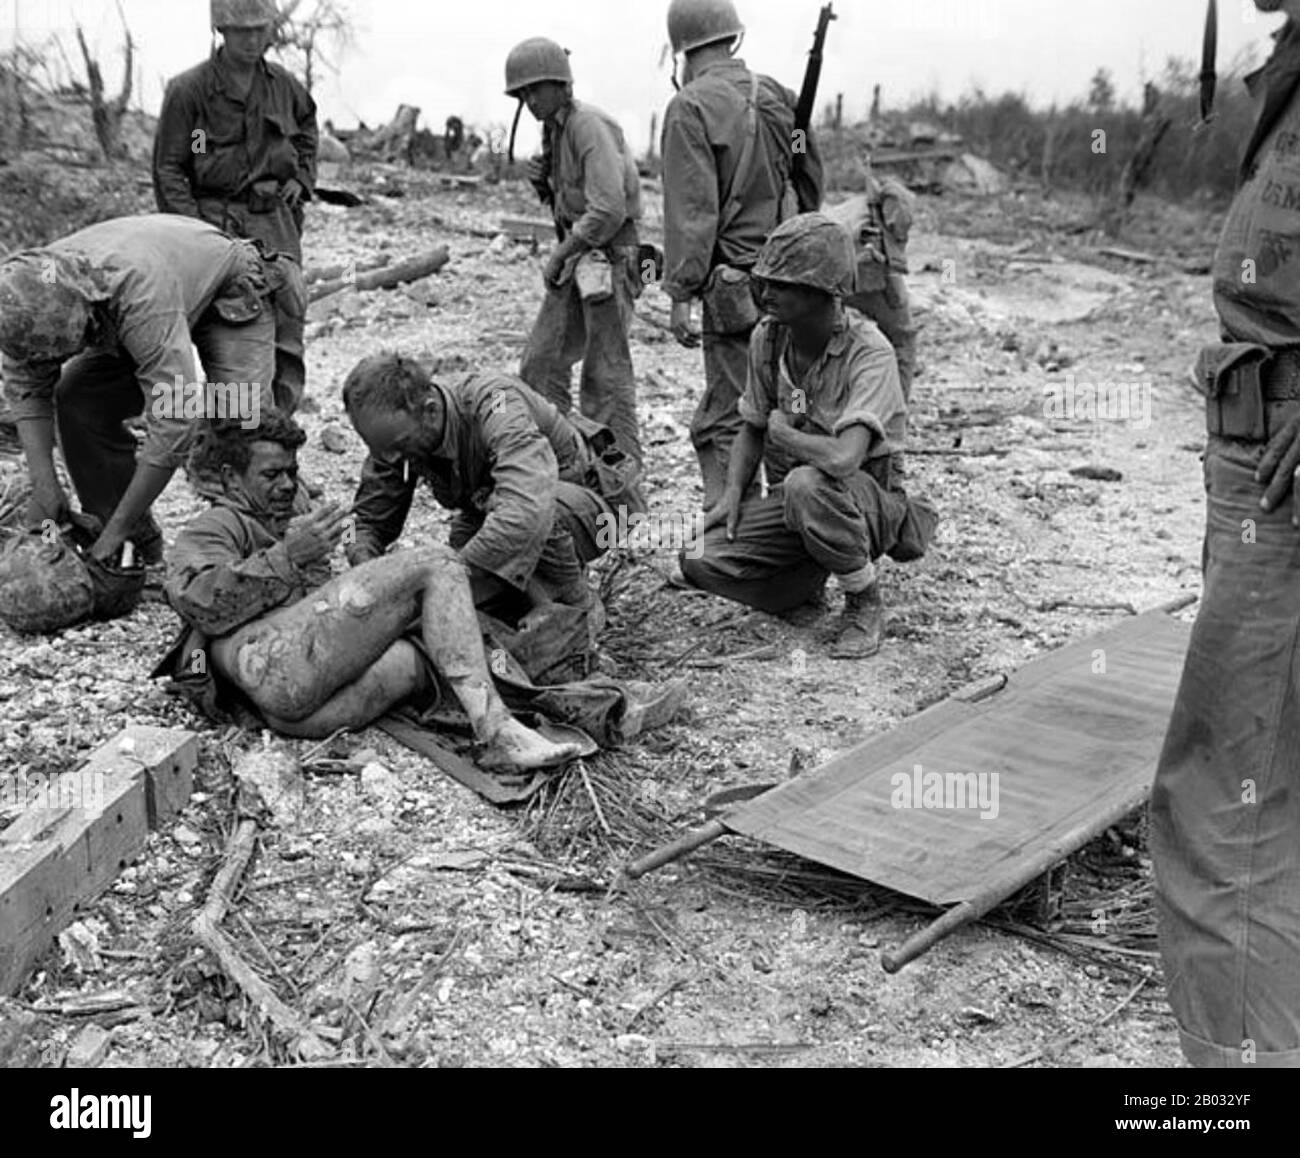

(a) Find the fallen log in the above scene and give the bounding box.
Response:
[305,254,392,285]
[308,245,451,303]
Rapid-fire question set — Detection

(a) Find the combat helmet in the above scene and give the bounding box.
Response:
[668,0,744,55]
[211,0,279,29]
[505,38,573,97]
[0,528,95,635]
[0,251,106,365]
[752,212,856,298]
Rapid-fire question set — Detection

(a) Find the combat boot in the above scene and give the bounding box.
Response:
[829,584,884,660]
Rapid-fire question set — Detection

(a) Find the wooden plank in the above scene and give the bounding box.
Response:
[500,216,558,243]
[0,727,197,996]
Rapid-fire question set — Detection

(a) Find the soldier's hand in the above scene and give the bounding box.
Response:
[702,487,743,542]
[279,178,306,209]
[543,251,567,288]
[25,478,70,532]
[671,300,701,349]
[1257,413,1300,525]
[766,410,799,451]
[525,157,547,186]
[284,503,350,567]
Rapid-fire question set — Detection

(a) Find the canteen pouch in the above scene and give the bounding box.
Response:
[574,250,614,303]
[703,264,759,335]
[1196,342,1270,440]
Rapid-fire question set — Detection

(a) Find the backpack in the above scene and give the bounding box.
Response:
[823,174,916,296]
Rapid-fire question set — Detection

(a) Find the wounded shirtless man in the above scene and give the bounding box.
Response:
[160,411,581,771]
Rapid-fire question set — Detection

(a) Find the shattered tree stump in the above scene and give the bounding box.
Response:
[0,726,197,995]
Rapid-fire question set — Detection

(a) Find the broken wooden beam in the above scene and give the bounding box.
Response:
[0,726,197,995]
[500,216,559,244]
[308,245,451,303]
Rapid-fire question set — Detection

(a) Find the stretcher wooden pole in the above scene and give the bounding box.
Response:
[623,820,729,880]
[881,781,1152,973]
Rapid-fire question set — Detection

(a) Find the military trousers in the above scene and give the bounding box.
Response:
[1151,434,1300,1068]
[680,462,909,614]
[519,249,643,470]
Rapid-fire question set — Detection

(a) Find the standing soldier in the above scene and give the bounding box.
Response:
[1151,0,1300,1068]
[506,38,646,481]
[153,0,317,415]
[662,0,824,506]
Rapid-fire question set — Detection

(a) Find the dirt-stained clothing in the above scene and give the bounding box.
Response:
[166,496,333,639]
[348,374,609,604]
[153,48,317,411]
[0,216,275,534]
[520,99,643,466]
[1151,16,1300,1069]
[661,57,824,489]
[682,311,923,612]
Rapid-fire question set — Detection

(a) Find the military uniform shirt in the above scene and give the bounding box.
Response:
[545,100,641,249]
[1,215,252,472]
[739,310,906,485]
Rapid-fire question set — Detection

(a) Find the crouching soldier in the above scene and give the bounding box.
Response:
[342,355,631,666]
[158,412,582,771]
[680,213,937,658]
[0,214,276,578]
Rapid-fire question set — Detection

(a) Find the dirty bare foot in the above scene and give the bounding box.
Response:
[481,716,582,772]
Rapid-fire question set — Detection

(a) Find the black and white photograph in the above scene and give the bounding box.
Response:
[0,0,1293,1120]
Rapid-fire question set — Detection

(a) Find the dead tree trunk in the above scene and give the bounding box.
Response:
[1103,94,1171,238]
[74,15,134,161]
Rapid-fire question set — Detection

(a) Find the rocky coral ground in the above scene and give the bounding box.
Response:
[1,171,1220,1068]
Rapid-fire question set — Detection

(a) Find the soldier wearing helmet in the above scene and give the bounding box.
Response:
[661,0,825,507]
[0,214,276,574]
[153,0,317,414]
[505,38,646,493]
[678,214,936,659]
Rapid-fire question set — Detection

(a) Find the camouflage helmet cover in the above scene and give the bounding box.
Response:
[0,529,95,635]
[0,250,107,365]
[211,0,279,29]
[505,38,574,96]
[752,212,857,297]
[667,0,744,55]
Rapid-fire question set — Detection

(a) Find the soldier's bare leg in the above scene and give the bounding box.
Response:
[211,544,580,768]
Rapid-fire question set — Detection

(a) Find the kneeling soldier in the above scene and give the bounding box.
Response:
[162,412,581,770]
[342,355,627,632]
[680,213,936,658]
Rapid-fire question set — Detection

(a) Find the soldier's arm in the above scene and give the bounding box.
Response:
[2,356,61,482]
[459,393,558,592]
[569,114,627,249]
[166,512,307,638]
[88,309,202,559]
[773,338,896,478]
[662,100,719,301]
[347,453,416,565]
[291,81,319,200]
[5,357,68,524]
[769,420,871,479]
[152,79,202,217]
